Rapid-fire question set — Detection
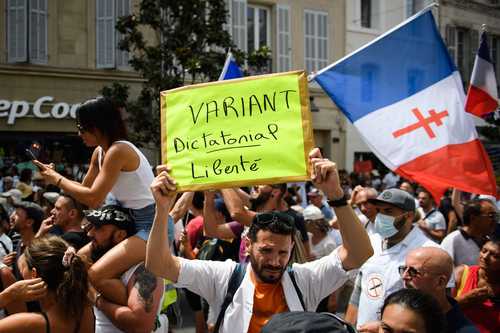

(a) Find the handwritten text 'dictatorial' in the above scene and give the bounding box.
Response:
[188,90,297,125]
[173,123,279,154]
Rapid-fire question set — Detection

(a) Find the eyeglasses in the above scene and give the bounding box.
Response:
[398,265,423,278]
[255,212,295,227]
[479,212,500,221]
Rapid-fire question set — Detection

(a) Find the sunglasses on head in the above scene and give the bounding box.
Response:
[255,212,295,227]
[480,212,500,221]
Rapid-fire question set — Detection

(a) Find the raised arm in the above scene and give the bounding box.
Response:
[451,188,464,220]
[220,188,256,226]
[145,165,181,282]
[203,192,237,239]
[169,192,194,222]
[34,145,129,208]
[309,148,373,271]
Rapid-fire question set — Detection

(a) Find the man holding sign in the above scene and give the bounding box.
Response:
[145,148,373,333]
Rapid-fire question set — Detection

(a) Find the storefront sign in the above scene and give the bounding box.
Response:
[0,96,80,125]
[160,71,314,191]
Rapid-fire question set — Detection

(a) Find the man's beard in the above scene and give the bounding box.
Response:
[249,253,286,284]
[90,241,114,262]
[250,191,272,211]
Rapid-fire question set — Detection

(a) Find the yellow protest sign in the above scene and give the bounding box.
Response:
[160,71,314,191]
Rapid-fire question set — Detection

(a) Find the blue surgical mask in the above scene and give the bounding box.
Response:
[374,213,399,239]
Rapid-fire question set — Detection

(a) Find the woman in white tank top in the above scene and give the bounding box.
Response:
[33,97,174,307]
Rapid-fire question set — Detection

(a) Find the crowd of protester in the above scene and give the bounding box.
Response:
[0,96,498,333]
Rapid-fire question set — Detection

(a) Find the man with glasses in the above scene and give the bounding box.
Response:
[442,199,498,267]
[345,188,439,329]
[358,247,479,332]
[146,148,373,333]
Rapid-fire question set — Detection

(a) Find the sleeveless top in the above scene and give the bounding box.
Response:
[456,265,500,333]
[97,141,155,209]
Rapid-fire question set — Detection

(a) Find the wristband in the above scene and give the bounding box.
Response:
[328,197,348,207]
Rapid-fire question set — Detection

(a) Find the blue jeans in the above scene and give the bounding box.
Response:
[128,203,175,242]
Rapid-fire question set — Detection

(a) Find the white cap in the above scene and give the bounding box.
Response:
[43,192,60,204]
[303,205,324,221]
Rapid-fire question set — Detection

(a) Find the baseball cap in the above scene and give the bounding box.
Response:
[84,205,136,234]
[307,188,323,197]
[368,188,416,212]
[43,192,60,205]
[1,189,23,202]
[303,205,324,221]
[13,201,44,225]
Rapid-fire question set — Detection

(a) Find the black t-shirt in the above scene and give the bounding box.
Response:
[48,225,89,250]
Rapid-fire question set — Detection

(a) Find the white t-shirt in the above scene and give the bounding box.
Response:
[441,229,480,267]
[310,235,338,259]
[356,227,438,326]
[418,208,446,230]
[0,234,13,262]
[95,263,168,333]
[358,214,377,236]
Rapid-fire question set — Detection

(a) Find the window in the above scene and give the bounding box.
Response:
[361,0,371,28]
[446,25,478,84]
[304,10,328,73]
[7,0,48,64]
[247,5,270,52]
[406,0,432,17]
[96,0,130,69]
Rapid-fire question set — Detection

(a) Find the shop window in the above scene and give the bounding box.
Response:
[304,10,328,74]
[7,0,48,64]
[96,0,130,69]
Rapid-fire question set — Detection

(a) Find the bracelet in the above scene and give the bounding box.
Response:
[328,197,348,207]
[94,293,102,308]
[56,176,63,187]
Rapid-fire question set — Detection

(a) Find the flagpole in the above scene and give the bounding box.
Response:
[308,2,440,82]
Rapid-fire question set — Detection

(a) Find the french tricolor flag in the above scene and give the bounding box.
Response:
[465,31,499,118]
[312,9,496,200]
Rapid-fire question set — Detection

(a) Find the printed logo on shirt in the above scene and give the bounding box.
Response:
[366,273,385,300]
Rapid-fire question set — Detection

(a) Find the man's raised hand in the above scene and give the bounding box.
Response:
[151,165,177,209]
[308,148,344,200]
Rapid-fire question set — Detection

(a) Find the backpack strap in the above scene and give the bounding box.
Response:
[287,267,306,311]
[214,263,247,333]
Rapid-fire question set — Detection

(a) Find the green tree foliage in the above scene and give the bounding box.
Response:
[101,0,270,146]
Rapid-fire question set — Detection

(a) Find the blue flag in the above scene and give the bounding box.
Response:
[219,51,243,80]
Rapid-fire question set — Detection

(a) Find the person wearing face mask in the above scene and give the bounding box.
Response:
[345,188,440,329]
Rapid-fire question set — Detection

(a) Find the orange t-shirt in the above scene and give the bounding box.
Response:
[247,272,289,333]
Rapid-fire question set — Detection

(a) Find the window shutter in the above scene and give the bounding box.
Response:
[29,0,48,64]
[115,0,130,69]
[96,0,115,68]
[317,12,328,69]
[231,0,247,52]
[304,11,315,73]
[277,4,291,72]
[7,0,28,62]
